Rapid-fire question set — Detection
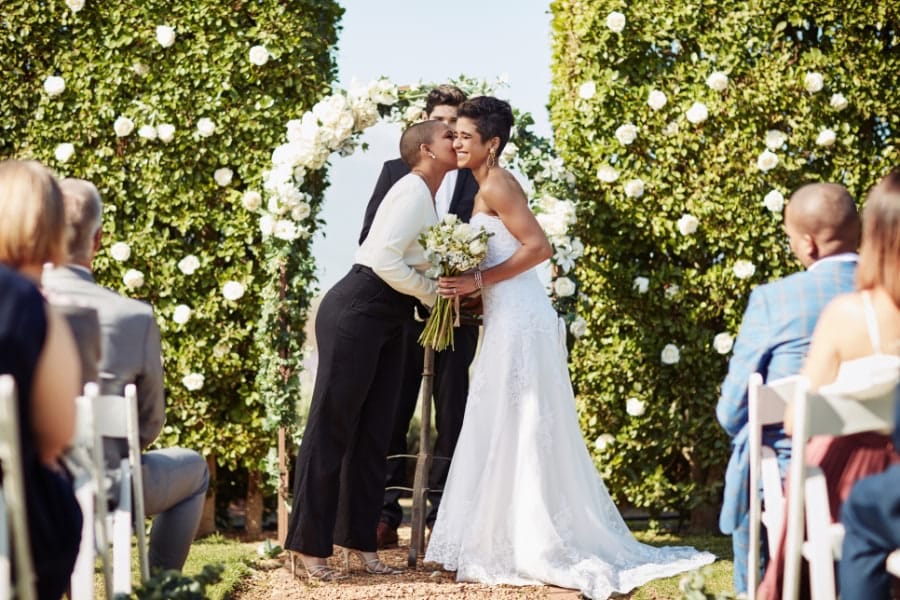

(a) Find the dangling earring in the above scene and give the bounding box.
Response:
[427,151,436,159]
[487,147,496,169]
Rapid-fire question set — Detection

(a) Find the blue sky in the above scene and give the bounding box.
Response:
[311,0,554,292]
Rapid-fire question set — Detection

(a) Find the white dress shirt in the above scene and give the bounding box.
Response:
[434,170,458,219]
[354,173,438,306]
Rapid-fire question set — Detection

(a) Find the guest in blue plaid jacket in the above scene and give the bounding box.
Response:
[716,182,860,596]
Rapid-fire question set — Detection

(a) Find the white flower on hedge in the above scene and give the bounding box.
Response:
[633,276,649,294]
[594,433,615,451]
[113,116,134,137]
[713,332,734,355]
[763,189,785,213]
[830,93,848,111]
[291,202,312,221]
[65,0,84,12]
[500,142,518,165]
[109,242,131,262]
[138,125,157,140]
[816,128,836,147]
[43,75,65,97]
[214,167,233,187]
[757,150,779,172]
[553,277,576,297]
[647,89,667,110]
[663,120,679,136]
[182,372,204,391]
[578,81,596,100]
[733,259,756,279]
[177,254,200,275]
[706,71,729,91]
[804,71,824,93]
[661,343,681,365]
[615,123,638,146]
[54,143,75,163]
[172,304,191,325]
[624,178,645,198]
[664,284,680,299]
[132,62,150,76]
[259,214,275,237]
[626,397,646,417]
[222,281,245,301]
[596,165,619,183]
[241,191,262,211]
[156,123,175,143]
[685,102,709,124]
[196,117,216,137]
[677,213,699,235]
[274,220,300,241]
[123,269,144,290]
[248,45,269,66]
[570,316,588,338]
[155,25,176,48]
[606,11,626,33]
[765,129,787,150]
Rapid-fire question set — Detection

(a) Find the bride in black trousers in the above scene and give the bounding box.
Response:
[285,119,459,581]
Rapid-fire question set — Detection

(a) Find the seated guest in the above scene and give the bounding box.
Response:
[716,182,860,595]
[758,170,900,599]
[833,171,900,600]
[43,178,209,573]
[0,159,82,599]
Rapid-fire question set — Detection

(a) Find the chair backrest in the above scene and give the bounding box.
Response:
[0,374,36,600]
[782,375,899,600]
[747,373,797,594]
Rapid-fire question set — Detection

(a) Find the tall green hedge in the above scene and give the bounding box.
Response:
[550,0,898,522]
[0,1,342,477]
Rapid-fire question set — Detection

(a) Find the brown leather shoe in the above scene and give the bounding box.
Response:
[376,521,399,549]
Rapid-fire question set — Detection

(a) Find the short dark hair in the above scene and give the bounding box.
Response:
[424,85,467,116]
[457,96,515,154]
[399,120,445,168]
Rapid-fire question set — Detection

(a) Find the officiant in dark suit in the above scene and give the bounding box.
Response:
[359,85,480,548]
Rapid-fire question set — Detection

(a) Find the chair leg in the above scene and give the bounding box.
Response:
[69,482,96,600]
[112,467,133,596]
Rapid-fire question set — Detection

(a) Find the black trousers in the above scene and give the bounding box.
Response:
[380,315,479,529]
[284,265,417,556]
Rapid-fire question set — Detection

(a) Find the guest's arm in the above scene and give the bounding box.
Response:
[136,313,165,449]
[716,287,772,437]
[31,305,80,465]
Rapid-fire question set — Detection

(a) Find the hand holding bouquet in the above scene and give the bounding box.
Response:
[418,214,491,351]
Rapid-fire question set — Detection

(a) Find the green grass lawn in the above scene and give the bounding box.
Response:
[98,530,734,598]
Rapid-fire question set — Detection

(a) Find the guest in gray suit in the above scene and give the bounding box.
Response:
[43,178,209,573]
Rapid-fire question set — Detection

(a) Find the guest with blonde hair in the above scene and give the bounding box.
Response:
[0,158,82,599]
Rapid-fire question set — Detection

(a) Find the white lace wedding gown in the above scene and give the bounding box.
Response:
[425,214,715,599]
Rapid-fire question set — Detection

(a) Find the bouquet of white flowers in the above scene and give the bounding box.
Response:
[418,214,491,351]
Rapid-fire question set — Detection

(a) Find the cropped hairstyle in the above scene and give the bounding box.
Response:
[457,96,515,154]
[424,85,467,116]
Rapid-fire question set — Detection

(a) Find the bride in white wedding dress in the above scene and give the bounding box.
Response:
[424,97,715,599]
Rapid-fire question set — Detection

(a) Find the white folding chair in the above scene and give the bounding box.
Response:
[0,374,36,600]
[782,376,897,600]
[71,382,149,598]
[747,373,798,594]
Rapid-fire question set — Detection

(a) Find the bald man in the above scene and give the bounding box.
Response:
[716,182,860,596]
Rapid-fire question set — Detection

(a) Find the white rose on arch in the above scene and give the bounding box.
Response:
[109,242,131,262]
[138,125,157,140]
[242,191,262,211]
[626,397,646,417]
[113,116,135,137]
[647,90,667,110]
[713,332,734,355]
[249,45,269,66]
[177,254,200,275]
[43,75,65,97]
[765,129,787,150]
[182,372,204,391]
[578,81,596,100]
[816,128,837,147]
[553,277,576,297]
[685,102,709,124]
[757,150,779,172]
[214,167,234,187]
[677,213,699,235]
[157,123,175,143]
[615,123,638,146]
[764,190,785,213]
[706,71,729,91]
[123,269,144,290]
[606,11,626,33]
[172,304,191,325]
[196,117,216,138]
[222,281,245,301]
[156,25,176,48]
[596,165,619,183]
[569,316,588,338]
[661,343,681,365]
[804,71,824,93]
[733,259,756,280]
[54,143,75,163]
[624,178,645,198]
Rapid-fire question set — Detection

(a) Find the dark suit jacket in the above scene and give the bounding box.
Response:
[358,158,478,245]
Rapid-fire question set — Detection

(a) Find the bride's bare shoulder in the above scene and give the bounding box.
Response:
[479,168,527,203]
